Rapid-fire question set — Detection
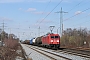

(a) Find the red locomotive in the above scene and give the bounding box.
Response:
[42,33,60,48]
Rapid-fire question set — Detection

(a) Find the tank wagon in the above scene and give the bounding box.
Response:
[30,38,34,45]
[32,38,36,45]
[29,38,37,45]
[34,36,42,46]
[42,33,60,48]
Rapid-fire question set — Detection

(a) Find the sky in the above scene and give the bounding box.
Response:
[0,0,90,40]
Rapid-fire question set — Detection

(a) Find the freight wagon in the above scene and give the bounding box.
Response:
[34,36,42,46]
[30,38,34,45]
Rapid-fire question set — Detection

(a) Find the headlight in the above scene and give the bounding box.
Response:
[57,40,59,42]
[51,40,53,42]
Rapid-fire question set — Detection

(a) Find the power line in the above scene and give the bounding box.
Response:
[62,0,85,20]
[35,0,51,25]
[67,0,84,12]
[37,0,63,26]
[49,0,85,27]
[64,7,90,21]
[70,14,90,27]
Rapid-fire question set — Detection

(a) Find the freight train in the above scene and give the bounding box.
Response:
[29,33,60,48]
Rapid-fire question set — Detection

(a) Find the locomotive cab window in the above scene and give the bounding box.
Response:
[51,36,54,38]
[55,36,59,38]
[51,36,59,38]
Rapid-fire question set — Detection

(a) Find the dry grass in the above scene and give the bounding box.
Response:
[0,38,26,60]
[4,38,19,49]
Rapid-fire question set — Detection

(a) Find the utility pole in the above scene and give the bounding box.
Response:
[2,20,5,41]
[55,7,68,36]
[38,26,40,36]
[1,20,6,46]
[2,20,4,33]
[8,28,11,34]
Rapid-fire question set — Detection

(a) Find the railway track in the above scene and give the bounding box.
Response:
[25,45,90,60]
[55,49,90,58]
[26,45,71,60]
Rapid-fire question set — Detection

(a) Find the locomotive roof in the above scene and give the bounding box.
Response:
[43,33,59,37]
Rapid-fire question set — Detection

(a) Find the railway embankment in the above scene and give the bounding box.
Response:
[0,39,26,60]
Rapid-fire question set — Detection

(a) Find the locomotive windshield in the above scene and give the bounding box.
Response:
[51,36,59,38]
[51,36,54,38]
[55,36,59,38]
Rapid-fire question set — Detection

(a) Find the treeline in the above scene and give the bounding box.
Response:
[0,29,19,48]
[0,29,19,41]
[61,28,90,48]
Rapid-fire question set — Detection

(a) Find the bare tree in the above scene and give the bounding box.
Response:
[61,28,89,48]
